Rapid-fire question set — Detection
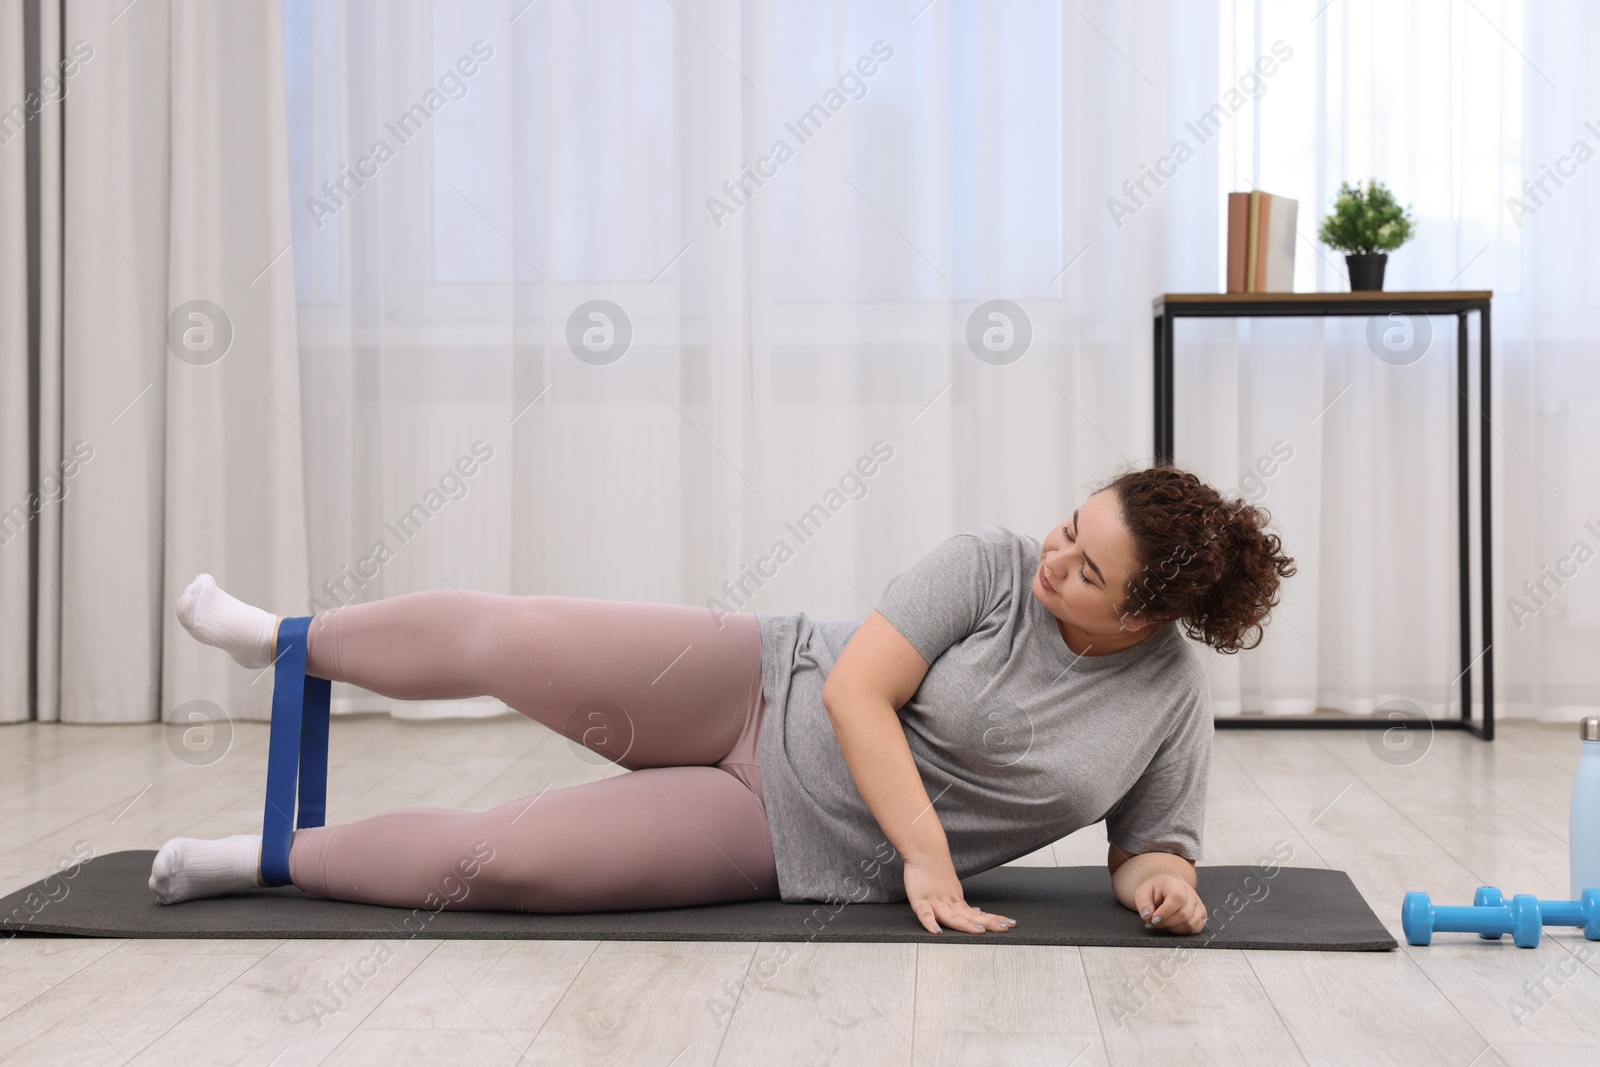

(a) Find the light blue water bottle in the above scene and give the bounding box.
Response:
[1572,716,1600,901]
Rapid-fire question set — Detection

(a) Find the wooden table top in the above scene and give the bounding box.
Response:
[1154,290,1492,309]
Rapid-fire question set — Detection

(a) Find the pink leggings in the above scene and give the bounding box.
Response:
[287,593,779,913]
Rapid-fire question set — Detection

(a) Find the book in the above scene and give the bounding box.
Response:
[1243,191,1261,292]
[1227,190,1297,293]
[1256,193,1297,291]
[1226,193,1249,293]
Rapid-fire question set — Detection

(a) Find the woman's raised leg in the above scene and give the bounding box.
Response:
[305,592,764,772]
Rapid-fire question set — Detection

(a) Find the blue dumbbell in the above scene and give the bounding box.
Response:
[1473,887,1600,940]
[1472,885,1501,939]
[1402,890,1542,948]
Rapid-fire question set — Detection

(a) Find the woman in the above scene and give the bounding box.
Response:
[151,463,1294,937]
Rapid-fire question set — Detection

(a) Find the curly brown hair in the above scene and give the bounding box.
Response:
[1091,463,1297,654]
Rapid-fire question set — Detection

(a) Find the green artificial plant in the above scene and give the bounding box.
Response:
[1317,179,1417,255]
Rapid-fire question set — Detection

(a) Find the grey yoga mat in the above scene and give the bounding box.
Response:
[1,850,1396,950]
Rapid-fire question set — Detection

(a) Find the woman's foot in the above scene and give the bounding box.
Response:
[148,833,266,904]
[176,574,280,669]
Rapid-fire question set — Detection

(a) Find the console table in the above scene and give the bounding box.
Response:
[1151,291,1494,740]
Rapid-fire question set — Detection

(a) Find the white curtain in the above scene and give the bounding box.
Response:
[0,0,308,725]
[0,1,33,722]
[270,0,1594,726]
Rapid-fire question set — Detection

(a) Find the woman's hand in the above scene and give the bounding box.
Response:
[903,853,1017,934]
[1135,873,1208,935]
[1109,846,1206,935]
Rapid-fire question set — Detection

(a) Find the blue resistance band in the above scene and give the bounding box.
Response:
[259,615,331,887]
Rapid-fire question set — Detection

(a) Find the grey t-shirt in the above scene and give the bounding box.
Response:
[755,525,1213,905]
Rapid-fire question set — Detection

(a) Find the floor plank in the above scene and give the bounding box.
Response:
[517,947,753,1066]
[714,942,915,1067]
[1080,948,1306,1066]
[127,937,441,1065]
[1244,949,1498,1067]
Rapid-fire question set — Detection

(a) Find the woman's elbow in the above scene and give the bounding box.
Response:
[820,675,842,716]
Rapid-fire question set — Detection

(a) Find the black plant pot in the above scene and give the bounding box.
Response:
[1345,253,1388,291]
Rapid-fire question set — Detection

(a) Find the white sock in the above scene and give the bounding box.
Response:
[177,573,279,669]
[148,833,266,904]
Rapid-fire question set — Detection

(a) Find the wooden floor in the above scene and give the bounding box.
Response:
[2,714,1598,1066]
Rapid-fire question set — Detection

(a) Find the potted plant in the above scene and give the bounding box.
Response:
[1317,179,1417,291]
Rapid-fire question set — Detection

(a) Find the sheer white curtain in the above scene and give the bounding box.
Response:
[1,0,307,725]
[282,0,1597,725]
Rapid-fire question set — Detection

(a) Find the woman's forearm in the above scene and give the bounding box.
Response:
[824,693,951,866]
[1111,850,1196,911]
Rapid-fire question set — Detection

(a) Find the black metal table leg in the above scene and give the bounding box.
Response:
[1457,312,1472,730]
[1153,312,1165,461]
[1480,304,1495,740]
[1155,312,1174,463]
